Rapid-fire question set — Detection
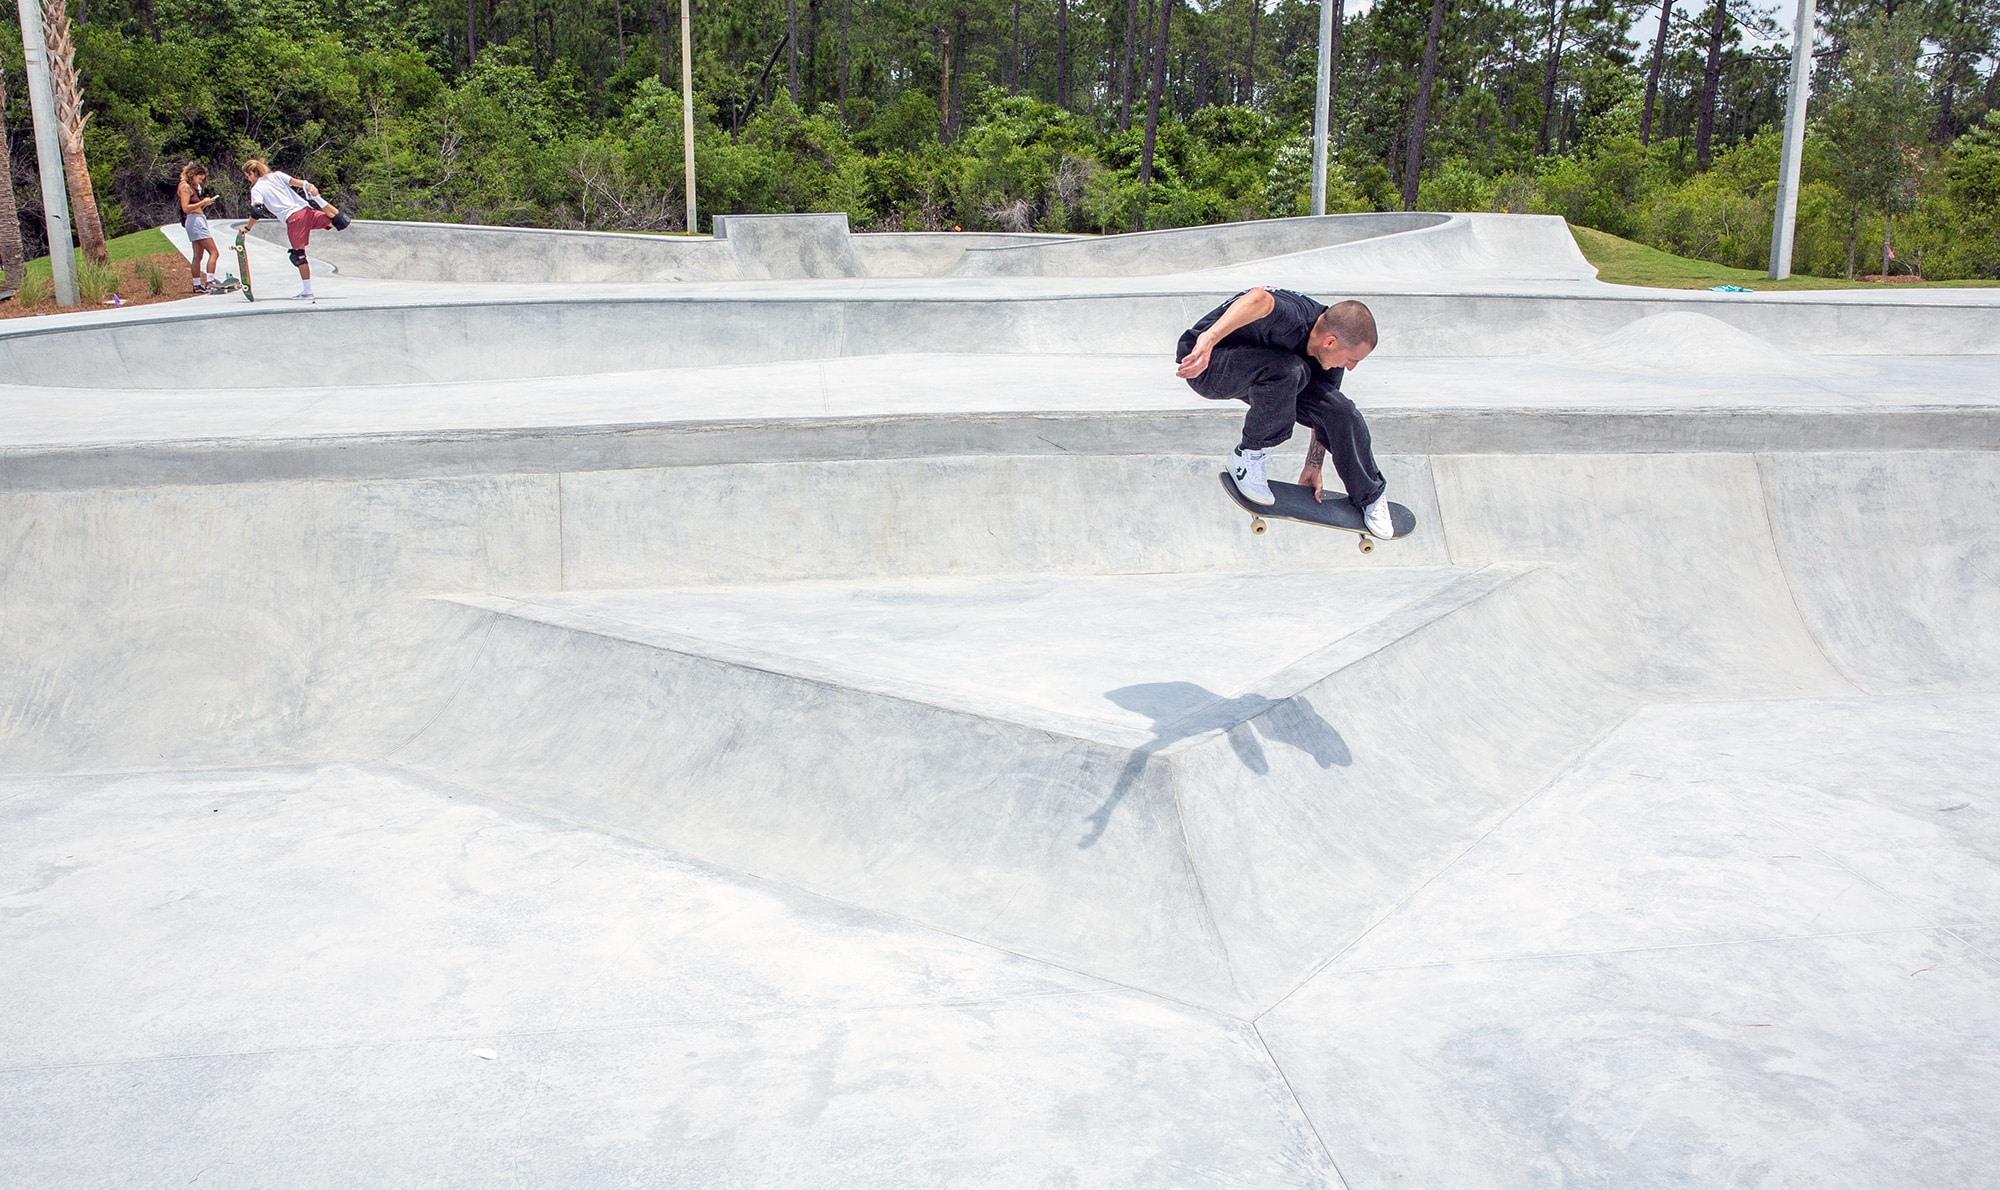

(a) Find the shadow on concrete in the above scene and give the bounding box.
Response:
[1079,682,1352,849]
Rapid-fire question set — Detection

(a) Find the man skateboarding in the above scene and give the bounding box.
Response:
[1175,288,1392,539]
[239,158,348,301]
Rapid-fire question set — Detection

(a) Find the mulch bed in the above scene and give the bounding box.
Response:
[0,250,214,320]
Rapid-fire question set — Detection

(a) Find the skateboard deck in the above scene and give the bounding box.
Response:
[1220,471,1417,554]
[233,231,254,302]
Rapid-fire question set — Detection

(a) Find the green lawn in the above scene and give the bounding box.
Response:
[25,227,178,280]
[1568,224,2000,290]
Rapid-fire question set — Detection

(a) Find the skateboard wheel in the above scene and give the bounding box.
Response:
[1251,517,1268,536]
[1358,537,1375,554]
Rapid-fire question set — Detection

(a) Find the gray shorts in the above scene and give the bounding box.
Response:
[183,212,213,243]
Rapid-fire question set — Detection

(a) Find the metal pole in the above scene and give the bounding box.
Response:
[1768,0,1816,280]
[17,0,77,305]
[680,0,697,235]
[1310,0,1333,215]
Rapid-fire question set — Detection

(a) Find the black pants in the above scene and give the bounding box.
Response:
[1177,340,1386,512]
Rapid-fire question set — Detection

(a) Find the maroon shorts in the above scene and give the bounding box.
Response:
[285,207,334,249]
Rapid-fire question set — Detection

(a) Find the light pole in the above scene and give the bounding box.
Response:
[680,0,697,235]
[1768,0,1816,280]
[17,0,77,305]
[1310,0,1334,215]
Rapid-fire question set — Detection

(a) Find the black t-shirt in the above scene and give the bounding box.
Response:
[1179,288,1343,387]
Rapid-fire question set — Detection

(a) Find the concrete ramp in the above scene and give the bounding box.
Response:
[1541,310,1829,376]
[4,213,1998,1186]
[1202,212,1599,287]
[5,440,1990,1020]
[948,213,1450,277]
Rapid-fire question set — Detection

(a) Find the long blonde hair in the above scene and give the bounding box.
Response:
[179,161,207,188]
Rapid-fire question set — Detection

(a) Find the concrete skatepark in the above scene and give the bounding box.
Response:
[2,211,1997,1186]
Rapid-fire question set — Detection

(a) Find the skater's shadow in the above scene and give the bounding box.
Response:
[1078,681,1351,849]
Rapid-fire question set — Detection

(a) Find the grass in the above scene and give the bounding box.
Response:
[4,225,202,316]
[1567,223,2000,290]
[24,226,178,281]
[77,256,119,304]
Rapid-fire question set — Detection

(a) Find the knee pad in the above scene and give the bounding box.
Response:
[288,247,308,267]
[330,210,351,231]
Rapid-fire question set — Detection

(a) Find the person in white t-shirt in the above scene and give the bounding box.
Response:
[238,157,349,301]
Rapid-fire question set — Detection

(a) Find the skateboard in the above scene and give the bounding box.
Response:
[1220,472,1417,554]
[232,231,254,302]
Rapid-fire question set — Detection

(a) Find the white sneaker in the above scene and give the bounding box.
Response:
[1363,494,1395,538]
[1231,447,1276,505]
[292,291,316,302]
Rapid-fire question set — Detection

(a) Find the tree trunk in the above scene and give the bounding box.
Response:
[949,14,967,133]
[937,26,951,141]
[1934,57,1958,143]
[1538,0,1569,155]
[0,73,26,292]
[1057,0,1070,108]
[743,30,789,128]
[1639,0,1670,145]
[1695,0,1727,167]
[1241,0,1258,105]
[1010,0,1021,92]
[804,0,819,108]
[41,0,107,267]
[467,0,477,66]
[1328,0,1345,148]
[1933,0,1969,143]
[787,0,799,102]
[1137,0,1173,230]
[1119,0,1141,130]
[1402,0,1447,209]
[839,0,850,118]
[614,0,625,66]
[654,2,670,86]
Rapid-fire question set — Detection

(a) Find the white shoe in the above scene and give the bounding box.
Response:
[1231,447,1276,505]
[292,291,316,301]
[1363,495,1395,538]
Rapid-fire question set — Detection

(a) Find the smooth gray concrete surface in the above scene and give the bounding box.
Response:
[0,764,1333,1188]
[3,212,1997,1186]
[1263,694,2000,1187]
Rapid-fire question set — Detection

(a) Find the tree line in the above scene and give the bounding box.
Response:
[6,0,1999,279]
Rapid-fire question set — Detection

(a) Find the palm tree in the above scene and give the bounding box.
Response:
[41,0,108,266]
[0,71,27,292]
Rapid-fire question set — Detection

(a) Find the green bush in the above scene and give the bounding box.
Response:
[15,272,49,308]
[78,257,120,305]
[1416,157,1495,212]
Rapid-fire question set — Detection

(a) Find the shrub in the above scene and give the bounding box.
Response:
[16,272,49,308]
[142,257,168,296]
[1416,157,1495,212]
[78,256,120,305]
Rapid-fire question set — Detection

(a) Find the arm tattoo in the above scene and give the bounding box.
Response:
[1305,438,1326,469]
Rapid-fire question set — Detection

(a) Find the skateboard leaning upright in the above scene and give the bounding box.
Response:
[1220,471,1417,554]
[232,228,254,302]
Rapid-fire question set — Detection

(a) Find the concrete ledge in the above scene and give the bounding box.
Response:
[3,406,1995,492]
